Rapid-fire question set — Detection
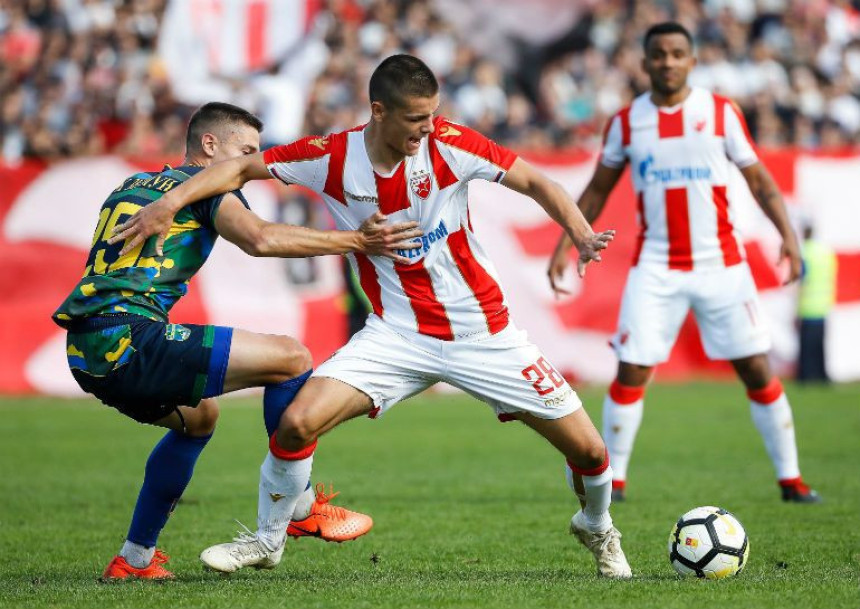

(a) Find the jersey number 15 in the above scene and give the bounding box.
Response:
[86,201,144,276]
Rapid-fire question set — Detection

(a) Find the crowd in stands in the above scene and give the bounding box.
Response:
[2,0,860,163]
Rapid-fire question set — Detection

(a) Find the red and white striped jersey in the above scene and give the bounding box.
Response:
[601,87,759,271]
[263,117,518,341]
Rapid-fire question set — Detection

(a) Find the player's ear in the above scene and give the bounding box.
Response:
[201,132,218,158]
[370,101,386,123]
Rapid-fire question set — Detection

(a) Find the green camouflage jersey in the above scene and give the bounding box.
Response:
[53,165,250,328]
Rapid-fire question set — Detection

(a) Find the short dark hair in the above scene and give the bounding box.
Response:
[185,102,263,154]
[369,54,439,109]
[643,22,694,52]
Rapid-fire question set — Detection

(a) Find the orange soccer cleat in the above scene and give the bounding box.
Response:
[101,549,174,581]
[287,483,373,543]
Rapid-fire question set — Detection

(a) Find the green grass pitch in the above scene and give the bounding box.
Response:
[1,382,858,608]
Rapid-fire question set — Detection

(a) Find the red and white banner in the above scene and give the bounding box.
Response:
[158,0,321,105]
[1,150,858,396]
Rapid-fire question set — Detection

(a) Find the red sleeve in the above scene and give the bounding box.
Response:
[263,135,332,165]
[432,117,517,171]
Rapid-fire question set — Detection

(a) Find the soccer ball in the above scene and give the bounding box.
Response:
[668,506,749,579]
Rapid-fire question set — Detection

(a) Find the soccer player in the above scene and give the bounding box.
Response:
[109,55,632,578]
[53,102,423,581]
[547,22,820,504]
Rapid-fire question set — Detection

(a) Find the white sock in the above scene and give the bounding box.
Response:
[749,390,800,481]
[564,463,586,506]
[582,466,614,532]
[602,383,645,483]
[120,540,154,569]
[256,451,314,550]
[566,462,614,533]
[291,486,316,520]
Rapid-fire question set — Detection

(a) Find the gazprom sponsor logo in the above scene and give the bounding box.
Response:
[639,153,711,184]
[396,219,449,259]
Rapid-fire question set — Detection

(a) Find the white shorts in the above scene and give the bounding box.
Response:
[611,262,771,366]
[314,316,582,420]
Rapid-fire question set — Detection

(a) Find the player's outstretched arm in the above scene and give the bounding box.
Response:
[503,159,622,294]
[109,152,272,256]
[739,162,802,284]
[215,198,422,263]
[544,162,625,292]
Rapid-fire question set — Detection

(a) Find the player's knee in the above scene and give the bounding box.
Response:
[276,337,313,379]
[276,408,318,451]
[292,343,314,375]
[732,354,771,389]
[574,439,608,471]
[617,362,652,387]
[186,399,219,436]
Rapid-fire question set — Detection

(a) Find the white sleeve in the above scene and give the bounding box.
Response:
[600,114,627,168]
[723,103,758,169]
[267,157,329,193]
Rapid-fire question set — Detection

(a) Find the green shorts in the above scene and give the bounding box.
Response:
[66,315,233,423]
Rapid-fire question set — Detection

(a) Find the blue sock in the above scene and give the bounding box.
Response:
[263,369,312,436]
[126,430,212,547]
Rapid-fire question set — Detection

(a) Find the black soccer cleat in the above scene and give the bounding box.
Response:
[780,479,822,503]
[611,482,626,503]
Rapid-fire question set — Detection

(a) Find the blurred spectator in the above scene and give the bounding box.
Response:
[2,0,860,163]
[796,224,838,383]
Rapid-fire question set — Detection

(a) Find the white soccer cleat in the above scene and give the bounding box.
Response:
[569,510,633,579]
[199,529,284,574]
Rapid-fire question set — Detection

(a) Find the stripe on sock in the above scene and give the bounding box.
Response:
[269,434,317,461]
[747,377,783,404]
[609,380,645,405]
[567,448,610,476]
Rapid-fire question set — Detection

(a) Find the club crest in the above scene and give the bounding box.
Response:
[410,170,432,199]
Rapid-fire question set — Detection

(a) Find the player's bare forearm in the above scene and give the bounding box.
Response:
[503,158,615,285]
[503,158,591,245]
[108,153,271,255]
[740,162,802,282]
[254,224,362,257]
[541,179,594,246]
[741,163,794,242]
[252,211,422,263]
[541,162,622,292]
[553,189,605,252]
[162,153,270,214]
[578,186,609,225]
[551,164,622,253]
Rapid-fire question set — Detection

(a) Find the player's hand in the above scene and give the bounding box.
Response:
[779,238,802,284]
[547,239,574,296]
[108,200,177,257]
[575,229,615,278]
[358,211,423,264]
